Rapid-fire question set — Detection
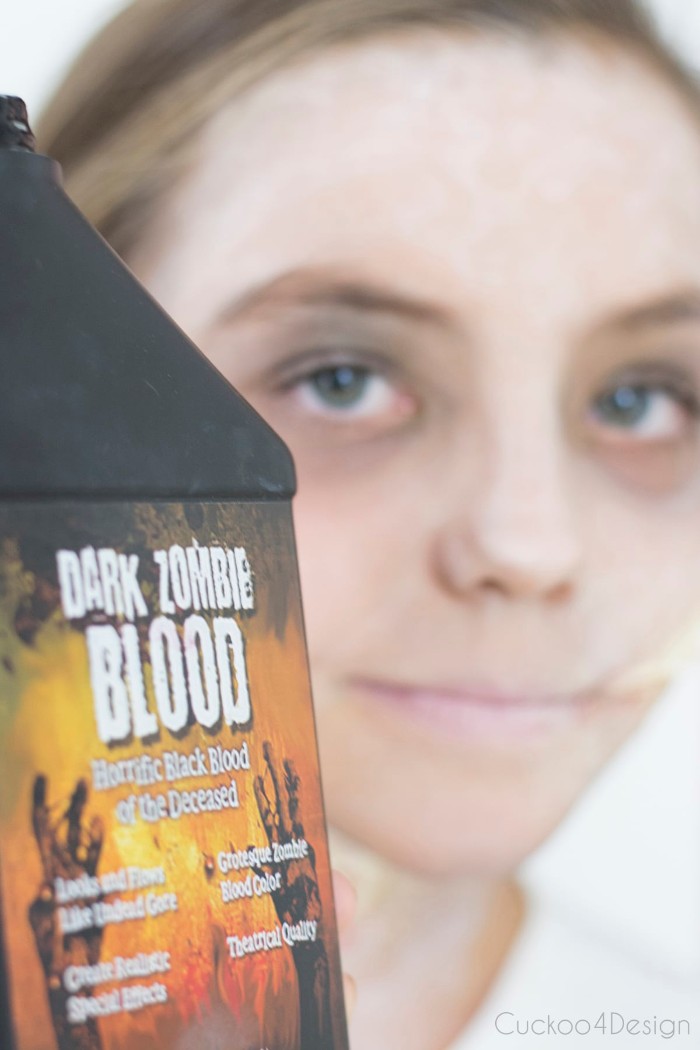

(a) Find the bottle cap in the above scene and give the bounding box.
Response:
[0,96,35,152]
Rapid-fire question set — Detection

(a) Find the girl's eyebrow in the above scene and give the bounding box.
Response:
[597,289,700,335]
[214,267,456,328]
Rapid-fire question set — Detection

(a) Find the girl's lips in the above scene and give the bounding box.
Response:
[348,678,594,742]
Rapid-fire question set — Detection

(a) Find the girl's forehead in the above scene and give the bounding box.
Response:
[139,31,700,334]
[202,31,700,180]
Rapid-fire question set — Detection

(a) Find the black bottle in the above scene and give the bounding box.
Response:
[0,96,348,1050]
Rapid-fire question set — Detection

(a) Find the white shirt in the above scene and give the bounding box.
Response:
[451,890,699,1050]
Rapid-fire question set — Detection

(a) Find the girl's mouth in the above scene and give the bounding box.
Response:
[348,677,597,742]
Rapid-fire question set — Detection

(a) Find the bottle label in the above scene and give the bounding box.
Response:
[0,500,348,1050]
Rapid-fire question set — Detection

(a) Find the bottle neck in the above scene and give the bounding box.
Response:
[0,150,62,203]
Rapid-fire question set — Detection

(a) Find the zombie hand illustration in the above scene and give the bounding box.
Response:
[29,775,105,1050]
[254,742,334,1050]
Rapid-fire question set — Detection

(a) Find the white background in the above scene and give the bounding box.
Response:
[3,0,700,117]
[2,0,699,983]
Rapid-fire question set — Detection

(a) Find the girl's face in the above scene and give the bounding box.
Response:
[131,32,700,874]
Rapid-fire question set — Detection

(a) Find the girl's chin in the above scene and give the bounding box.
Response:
[326,761,572,877]
[334,809,549,877]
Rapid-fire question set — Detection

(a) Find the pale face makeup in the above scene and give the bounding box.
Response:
[130,31,700,874]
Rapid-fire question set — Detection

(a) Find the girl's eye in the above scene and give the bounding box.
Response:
[289,363,414,423]
[589,382,699,442]
[306,365,373,409]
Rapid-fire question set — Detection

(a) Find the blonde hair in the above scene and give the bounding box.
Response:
[39,0,698,259]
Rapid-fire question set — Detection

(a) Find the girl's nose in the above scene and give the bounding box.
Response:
[432,431,582,602]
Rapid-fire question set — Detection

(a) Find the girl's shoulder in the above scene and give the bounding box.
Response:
[451,887,699,1050]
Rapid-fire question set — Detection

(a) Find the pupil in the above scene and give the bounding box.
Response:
[313,366,368,406]
[597,385,649,426]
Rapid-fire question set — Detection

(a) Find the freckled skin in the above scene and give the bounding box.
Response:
[130,32,700,875]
